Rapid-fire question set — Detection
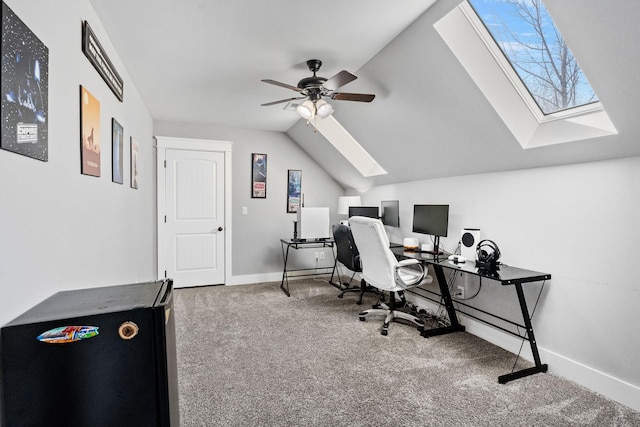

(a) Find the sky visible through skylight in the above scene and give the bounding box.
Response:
[467,0,598,115]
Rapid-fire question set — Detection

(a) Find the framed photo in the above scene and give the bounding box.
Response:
[287,169,302,213]
[0,2,49,161]
[251,153,267,198]
[130,137,139,189]
[112,118,123,184]
[80,85,100,176]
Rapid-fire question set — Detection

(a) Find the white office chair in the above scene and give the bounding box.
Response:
[349,216,433,335]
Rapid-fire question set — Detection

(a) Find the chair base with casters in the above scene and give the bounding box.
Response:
[337,273,382,305]
[359,290,423,335]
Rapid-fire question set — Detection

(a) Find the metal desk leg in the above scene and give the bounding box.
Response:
[329,256,342,289]
[328,244,341,289]
[498,282,548,383]
[421,264,466,337]
[280,242,291,297]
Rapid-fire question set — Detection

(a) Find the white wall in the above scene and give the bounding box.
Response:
[0,0,155,326]
[153,121,344,283]
[361,156,640,411]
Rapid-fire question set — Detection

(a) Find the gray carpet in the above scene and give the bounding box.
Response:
[174,279,640,426]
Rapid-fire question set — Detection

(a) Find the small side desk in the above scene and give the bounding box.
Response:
[391,247,551,384]
[280,239,338,297]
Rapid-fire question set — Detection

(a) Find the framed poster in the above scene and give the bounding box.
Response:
[0,1,49,161]
[130,137,138,189]
[80,86,100,176]
[112,118,123,184]
[287,169,301,213]
[251,153,267,198]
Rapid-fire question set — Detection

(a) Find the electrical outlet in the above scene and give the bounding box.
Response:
[319,252,325,260]
[314,252,319,261]
[457,286,464,299]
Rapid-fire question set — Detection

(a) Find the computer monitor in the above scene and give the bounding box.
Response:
[348,206,379,219]
[412,204,449,255]
[381,200,399,227]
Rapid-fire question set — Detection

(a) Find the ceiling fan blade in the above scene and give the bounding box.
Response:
[261,79,301,92]
[323,70,357,91]
[331,92,376,102]
[261,96,305,107]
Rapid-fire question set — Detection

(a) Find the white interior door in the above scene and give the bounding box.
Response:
[164,149,225,287]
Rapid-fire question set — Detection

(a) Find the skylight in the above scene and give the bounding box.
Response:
[434,1,617,148]
[467,0,597,115]
[314,116,387,178]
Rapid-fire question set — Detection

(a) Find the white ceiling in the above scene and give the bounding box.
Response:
[91,0,640,190]
[90,0,437,133]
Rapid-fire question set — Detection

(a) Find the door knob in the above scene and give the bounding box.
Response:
[217,226,223,232]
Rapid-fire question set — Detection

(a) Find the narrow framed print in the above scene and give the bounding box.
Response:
[112,118,123,184]
[251,153,267,198]
[80,86,100,177]
[287,169,301,213]
[1,1,49,161]
[130,137,138,189]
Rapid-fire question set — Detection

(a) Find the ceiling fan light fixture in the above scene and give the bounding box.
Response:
[315,99,334,119]
[296,100,314,120]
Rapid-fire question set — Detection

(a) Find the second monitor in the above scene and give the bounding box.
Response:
[412,204,449,255]
[381,200,400,227]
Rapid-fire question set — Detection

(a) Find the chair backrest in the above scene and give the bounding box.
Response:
[331,224,361,272]
[348,216,400,291]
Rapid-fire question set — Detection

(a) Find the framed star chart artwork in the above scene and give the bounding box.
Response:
[0,1,49,161]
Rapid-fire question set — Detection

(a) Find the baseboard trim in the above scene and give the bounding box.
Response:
[408,295,640,413]
[228,273,282,286]
[540,347,640,413]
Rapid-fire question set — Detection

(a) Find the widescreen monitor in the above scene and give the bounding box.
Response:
[412,204,449,255]
[348,206,379,219]
[381,200,400,227]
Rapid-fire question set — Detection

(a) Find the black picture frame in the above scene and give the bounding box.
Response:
[0,1,49,161]
[287,169,301,213]
[82,21,124,102]
[112,118,124,184]
[251,153,267,198]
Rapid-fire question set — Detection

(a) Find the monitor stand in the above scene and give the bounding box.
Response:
[426,236,443,259]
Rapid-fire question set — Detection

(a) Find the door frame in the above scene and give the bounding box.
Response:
[155,136,233,285]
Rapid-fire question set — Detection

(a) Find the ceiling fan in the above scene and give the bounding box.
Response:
[261,59,375,120]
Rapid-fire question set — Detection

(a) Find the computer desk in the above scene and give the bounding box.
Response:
[280,238,338,297]
[391,247,551,384]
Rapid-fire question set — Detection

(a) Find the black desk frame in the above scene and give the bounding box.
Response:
[392,248,550,384]
[280,239,338,297]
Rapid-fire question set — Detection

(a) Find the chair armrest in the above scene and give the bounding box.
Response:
[394,261,426,289]
[398,259,421,267]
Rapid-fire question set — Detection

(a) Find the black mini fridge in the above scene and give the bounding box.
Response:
[0,279,179,427]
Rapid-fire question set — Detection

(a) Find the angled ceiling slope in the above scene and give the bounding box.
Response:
[288,0,640,190]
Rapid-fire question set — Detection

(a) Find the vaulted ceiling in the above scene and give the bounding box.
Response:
[91,0,640,190]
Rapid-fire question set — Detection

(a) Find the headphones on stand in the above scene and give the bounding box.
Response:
[476,239,501,271]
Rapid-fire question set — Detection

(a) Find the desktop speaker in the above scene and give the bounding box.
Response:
[460,228,480,261]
